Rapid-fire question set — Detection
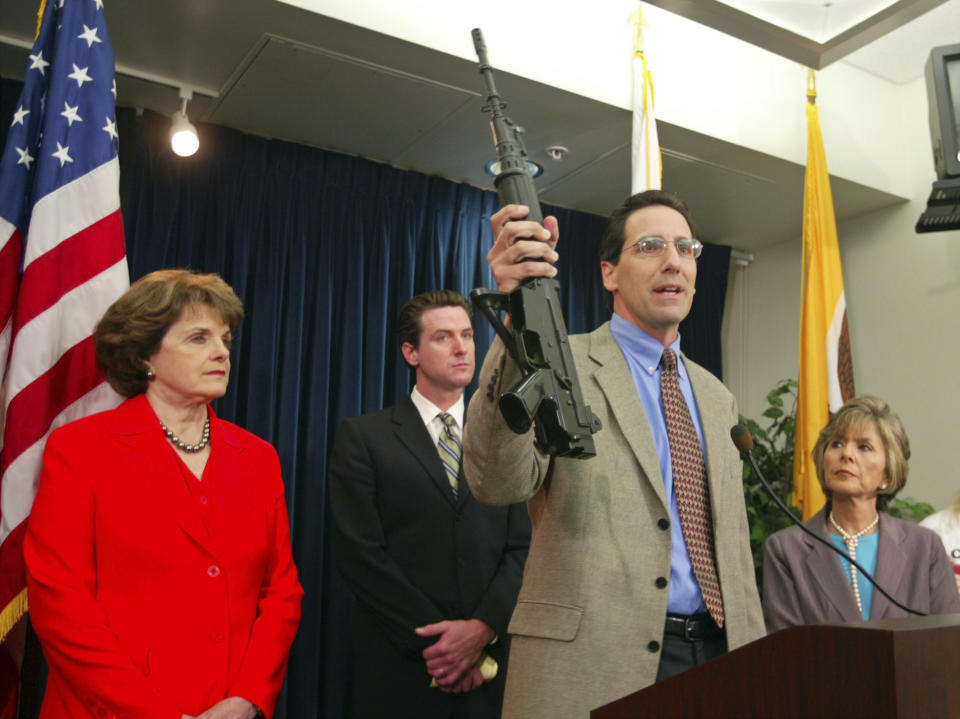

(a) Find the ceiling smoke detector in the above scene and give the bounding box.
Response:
[545,145,568,161]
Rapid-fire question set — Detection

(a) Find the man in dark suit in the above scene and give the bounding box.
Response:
[328,290,530,719]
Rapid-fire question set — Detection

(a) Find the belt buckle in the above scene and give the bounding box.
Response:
[683,616,696,641]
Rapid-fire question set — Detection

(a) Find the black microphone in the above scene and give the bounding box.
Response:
[730,424,925,617]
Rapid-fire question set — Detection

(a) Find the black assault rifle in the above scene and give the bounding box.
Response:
[470,28,601,458]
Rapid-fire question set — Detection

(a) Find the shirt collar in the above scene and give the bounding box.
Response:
[410,386,465,432]
[609,312,684,377]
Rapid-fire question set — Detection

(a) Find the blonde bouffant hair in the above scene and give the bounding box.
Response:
[812,395,910,512]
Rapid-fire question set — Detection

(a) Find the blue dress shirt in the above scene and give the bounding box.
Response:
[610,313,708,615]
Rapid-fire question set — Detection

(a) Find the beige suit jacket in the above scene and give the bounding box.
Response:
[464,322,765,719]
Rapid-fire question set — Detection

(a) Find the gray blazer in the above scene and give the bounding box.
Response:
[763,508,960,633]
[464,323,765,719]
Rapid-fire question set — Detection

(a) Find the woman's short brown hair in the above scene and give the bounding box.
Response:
[94,269,244,397]
[812,395,910,512]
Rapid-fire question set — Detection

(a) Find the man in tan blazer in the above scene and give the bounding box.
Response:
[463,191,765,718]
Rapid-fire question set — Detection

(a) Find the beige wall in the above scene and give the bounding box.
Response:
[724,74,960,511]
[723,234,801,424]
[841,201,960,511]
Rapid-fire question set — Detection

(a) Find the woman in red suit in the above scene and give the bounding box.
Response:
[24,270,303,719]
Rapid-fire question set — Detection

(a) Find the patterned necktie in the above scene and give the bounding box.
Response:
[660,349,725,627]
[437,413,461,496]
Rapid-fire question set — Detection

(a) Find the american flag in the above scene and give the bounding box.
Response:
[0,0,128,642]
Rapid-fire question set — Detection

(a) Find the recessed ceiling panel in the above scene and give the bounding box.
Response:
[644,0,951,70]
[719,0,901,43]
[843,0,960,83]
[398,71,636,199]
[209,35,478,163]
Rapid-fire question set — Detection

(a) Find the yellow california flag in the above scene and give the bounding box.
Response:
[794,71,856,520]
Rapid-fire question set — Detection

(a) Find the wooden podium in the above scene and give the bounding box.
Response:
[591,614,960,719]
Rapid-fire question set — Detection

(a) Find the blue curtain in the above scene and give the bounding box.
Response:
[3,82,730,717]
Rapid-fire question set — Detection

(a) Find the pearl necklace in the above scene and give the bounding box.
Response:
[160,416,210,453]
[829,510,879,617]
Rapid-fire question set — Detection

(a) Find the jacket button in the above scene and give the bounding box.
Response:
[655,576,668,589]
[207,565,221,578]
[658,518,669,530]
[648,640,660,653]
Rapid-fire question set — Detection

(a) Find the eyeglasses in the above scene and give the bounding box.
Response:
[628,236,703,259]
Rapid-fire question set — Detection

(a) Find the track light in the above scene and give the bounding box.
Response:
[170,89,199,157]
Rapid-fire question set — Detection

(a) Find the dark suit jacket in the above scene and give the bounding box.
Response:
[24,395,303,719]
[328,397,530,719]
[763,507,960,632]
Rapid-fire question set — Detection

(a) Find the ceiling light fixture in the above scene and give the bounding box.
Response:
[170,88,199,157]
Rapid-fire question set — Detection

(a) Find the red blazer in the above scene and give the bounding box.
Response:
[24,395,303,719]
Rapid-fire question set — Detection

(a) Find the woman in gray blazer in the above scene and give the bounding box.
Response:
[763,396,960,632]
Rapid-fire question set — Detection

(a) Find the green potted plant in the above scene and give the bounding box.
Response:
[739,380,798,591]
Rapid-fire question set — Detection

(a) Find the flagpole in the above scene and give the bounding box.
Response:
[630,3,661,193]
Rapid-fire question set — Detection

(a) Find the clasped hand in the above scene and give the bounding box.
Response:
[415,618,495,694]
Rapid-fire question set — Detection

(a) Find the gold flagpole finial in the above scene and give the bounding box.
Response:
[807,68,817,104]
[628,4,648,55]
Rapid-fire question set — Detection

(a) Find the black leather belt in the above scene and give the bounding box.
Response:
[664,613,723,642]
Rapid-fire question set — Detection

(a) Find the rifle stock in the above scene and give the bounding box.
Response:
[470,28,601,459]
